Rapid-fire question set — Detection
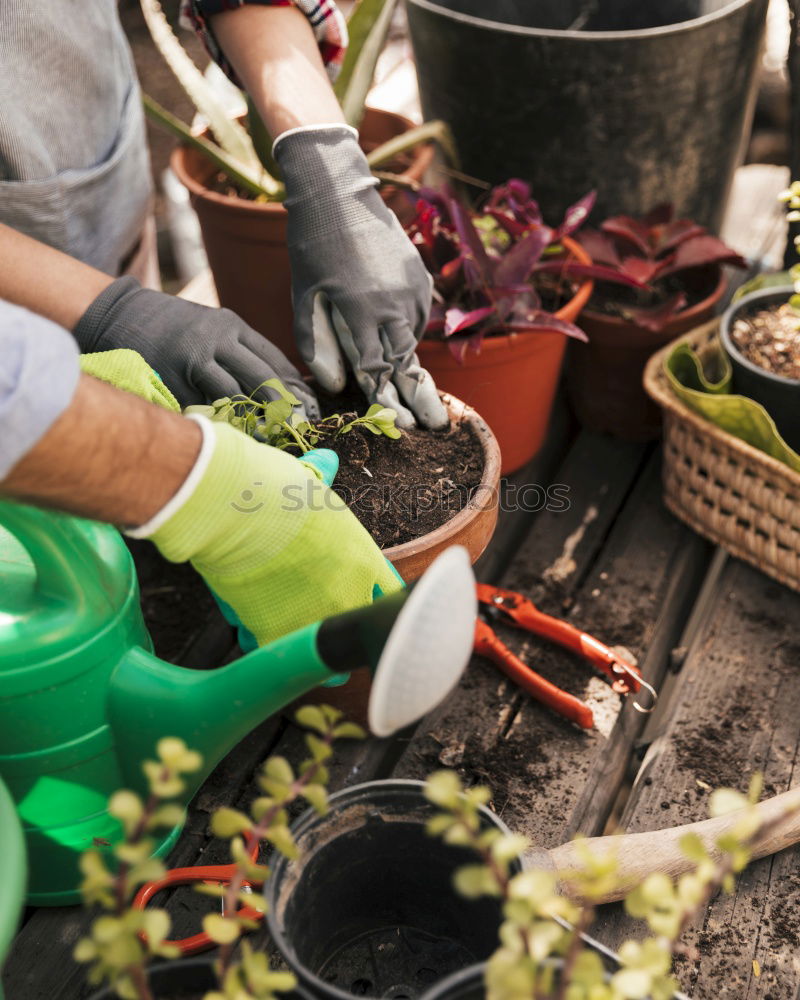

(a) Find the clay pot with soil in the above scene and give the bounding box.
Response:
[265,780,522,1000]
[171,107,433,372]
[405,182,600,475]
[721,286,800,451]
[566,207,745,440]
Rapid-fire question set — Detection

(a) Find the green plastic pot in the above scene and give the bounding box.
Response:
[0,775,26,1000]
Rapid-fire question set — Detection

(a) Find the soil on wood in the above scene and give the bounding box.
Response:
[127,537,217,662]
[306,384,485,549]
[586,265,718,323]
[731,303,800,380]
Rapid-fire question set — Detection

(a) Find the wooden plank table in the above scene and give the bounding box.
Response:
[5,164,799,1000]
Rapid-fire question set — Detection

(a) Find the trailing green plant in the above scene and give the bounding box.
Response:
[140,0,457,202]
[424,770,794,1000]
[73,738,203,1000]
[184,378,401,452]
[75,707,365,1000]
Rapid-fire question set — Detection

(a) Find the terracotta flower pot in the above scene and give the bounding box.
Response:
[171,107,434,371]
[296,392,499,723]
[566,265,726,441]
[416,237,593,476]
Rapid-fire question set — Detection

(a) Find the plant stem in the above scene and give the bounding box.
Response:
[217,731,336,975]
[128,963,156,1000]
[366,119,459,172]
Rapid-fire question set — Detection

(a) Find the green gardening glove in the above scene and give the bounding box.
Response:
[127,416,403,646]
[80,349,181,413]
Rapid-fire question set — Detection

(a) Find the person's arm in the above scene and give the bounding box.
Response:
[193,4,449,431]
[210,4,344,137]
[0,223,317,412]
[0,223,113,332]
[2,373,201,526]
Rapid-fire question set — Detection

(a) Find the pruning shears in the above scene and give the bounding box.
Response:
[474,584,657,729]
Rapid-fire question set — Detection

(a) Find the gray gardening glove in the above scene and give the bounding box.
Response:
[73,276,318,415]
[273,124,449,430]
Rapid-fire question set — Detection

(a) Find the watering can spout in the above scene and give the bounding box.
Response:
[110,547,477,801]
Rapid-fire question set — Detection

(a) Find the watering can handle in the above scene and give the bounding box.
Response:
[0,500,109,607]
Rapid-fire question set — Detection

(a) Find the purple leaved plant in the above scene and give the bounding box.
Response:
[405,181,643,360]
[574,204,747,332]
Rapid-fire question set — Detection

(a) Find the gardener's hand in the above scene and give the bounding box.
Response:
[273,125,448,431]
[74,276,318,415]
[129,416,403,645]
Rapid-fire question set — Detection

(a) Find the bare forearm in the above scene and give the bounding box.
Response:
[0,223,113,331]
[1,375,202,528]
[210,5,344,138]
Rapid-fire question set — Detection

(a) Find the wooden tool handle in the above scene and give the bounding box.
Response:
[546,788,800,904]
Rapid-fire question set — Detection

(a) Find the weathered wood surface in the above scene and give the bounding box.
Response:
[393,437,711,855]
[595,556,800,1000]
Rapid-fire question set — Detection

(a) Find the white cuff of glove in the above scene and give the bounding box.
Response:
[271,122,359,157]
[126,414,215,539]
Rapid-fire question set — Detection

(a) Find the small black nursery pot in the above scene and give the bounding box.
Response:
[721,287,800,452]
[265,780,522,1000]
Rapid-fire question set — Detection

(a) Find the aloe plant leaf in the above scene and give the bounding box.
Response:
[246,96,282,181]
[143,94,283,201]
[366,120,459,171]
[139,0,264,177]
[335,0,399,129]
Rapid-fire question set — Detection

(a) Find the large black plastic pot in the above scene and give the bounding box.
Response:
[721,287,800,452]
[406,0,768,231]
[265,780,522,999]
[419,964,484,1000]
[87,958,311,999]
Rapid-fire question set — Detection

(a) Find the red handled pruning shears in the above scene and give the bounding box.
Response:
[474,584,657,729]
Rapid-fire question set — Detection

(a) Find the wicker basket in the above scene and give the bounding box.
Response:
[643,318,800,593]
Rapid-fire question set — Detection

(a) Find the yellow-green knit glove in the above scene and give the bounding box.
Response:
[80,349,180,413]
[128,416,403,645]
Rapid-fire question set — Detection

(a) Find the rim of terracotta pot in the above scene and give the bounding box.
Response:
[406,0,756,42]
[418,236,593,359]
[170,106,434,217]
[383,392,501,568]
[579,265,727,337]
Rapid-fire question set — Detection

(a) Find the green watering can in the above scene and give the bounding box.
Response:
[0,501,476,905]
[0,775,26,1000]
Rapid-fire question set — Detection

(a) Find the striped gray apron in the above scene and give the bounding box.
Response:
[0,0,153,275]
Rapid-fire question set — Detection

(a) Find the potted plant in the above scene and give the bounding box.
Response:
[187,380,501,583]
[140,0,454,369]
[720,182,800,452]
[404,181,629,474]
[405,0,768,232]
[264,779,523,1000]
[566,206,746,440]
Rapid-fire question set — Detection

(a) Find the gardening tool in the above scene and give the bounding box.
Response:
[532,784,800,906]
[0,501,476,904]
[474,583,657,729]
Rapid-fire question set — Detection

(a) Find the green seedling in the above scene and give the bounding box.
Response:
[185,379,402,453]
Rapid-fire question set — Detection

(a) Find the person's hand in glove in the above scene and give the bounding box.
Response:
[273,125,449,431]
[128,415,403,646]
[74,276,319,415]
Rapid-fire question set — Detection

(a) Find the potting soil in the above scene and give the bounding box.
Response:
[308,386,484,549]
[730,303,800,381]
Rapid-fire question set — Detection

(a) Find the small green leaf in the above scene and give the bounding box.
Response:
[263,757,294,785]
[332,722,367,740]
[424,770,463,809]
[203,914,240,945]
[295,705,330,735]
[266,824,299,861]
[301,784,329,815]
[709,788,748,818]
